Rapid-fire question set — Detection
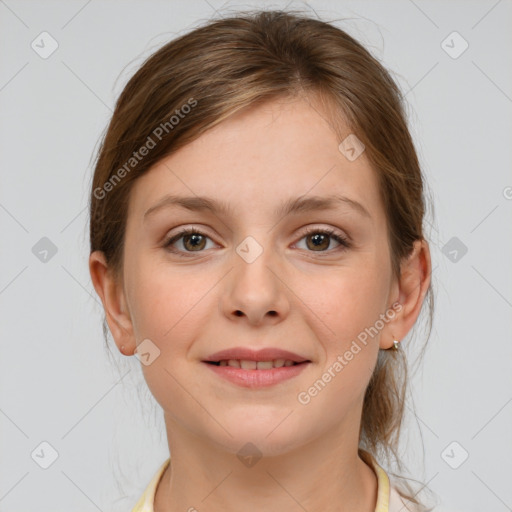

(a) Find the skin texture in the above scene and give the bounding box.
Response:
[90,95,431,512]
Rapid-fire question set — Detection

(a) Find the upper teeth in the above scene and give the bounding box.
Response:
[219,359,297,369]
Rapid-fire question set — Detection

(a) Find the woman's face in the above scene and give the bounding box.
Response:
[120,96,400,456]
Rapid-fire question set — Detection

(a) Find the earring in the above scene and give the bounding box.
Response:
[392,338,400,351]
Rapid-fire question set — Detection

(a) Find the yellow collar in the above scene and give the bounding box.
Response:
[132,450,393,512]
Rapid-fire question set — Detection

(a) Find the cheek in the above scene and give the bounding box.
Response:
[126,257,206,348]
[296,271,384,414]
[126,261,213,413]
[305,262,389,343]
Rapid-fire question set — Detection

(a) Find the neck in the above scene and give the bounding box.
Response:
[154,416,378,512]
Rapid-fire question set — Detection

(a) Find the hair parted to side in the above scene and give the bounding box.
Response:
[89,9,435,508]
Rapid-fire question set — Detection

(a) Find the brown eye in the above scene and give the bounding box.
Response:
[182,233,206,251]
[305,232,330,251]
[164,228,214,256]
[296,228,350,253]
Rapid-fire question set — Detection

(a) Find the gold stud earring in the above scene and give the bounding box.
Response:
[392,339,400,351]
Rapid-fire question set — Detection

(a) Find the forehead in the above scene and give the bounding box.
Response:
[128,96,384,225]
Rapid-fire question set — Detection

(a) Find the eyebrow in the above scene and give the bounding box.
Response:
[143,193,371,221]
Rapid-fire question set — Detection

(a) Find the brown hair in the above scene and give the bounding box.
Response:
[89,9,435,508]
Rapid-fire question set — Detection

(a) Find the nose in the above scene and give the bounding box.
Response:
[221,247,291,326]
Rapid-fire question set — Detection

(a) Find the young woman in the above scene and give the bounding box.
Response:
[88,10,435,512]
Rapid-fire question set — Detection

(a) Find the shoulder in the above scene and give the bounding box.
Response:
[388,478,441,512]
[358,449,436,512]
[389,484,424,512]
[131,458,170,512]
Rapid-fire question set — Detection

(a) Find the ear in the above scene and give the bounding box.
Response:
[89,250,136,356]
[380,239,432,349]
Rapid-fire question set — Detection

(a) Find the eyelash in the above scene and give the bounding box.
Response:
[163,226,351,258]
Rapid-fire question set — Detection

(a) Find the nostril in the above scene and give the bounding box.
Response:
[234,310,243,316]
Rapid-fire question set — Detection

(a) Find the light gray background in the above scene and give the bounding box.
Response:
[1,1,511,511]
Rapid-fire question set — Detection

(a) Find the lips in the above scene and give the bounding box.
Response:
[211,359,298,369]
[203,347,310,364]
[202,347,312,388]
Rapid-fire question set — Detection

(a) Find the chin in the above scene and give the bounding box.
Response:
[214,435,305,460]
[207,415,309,458]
